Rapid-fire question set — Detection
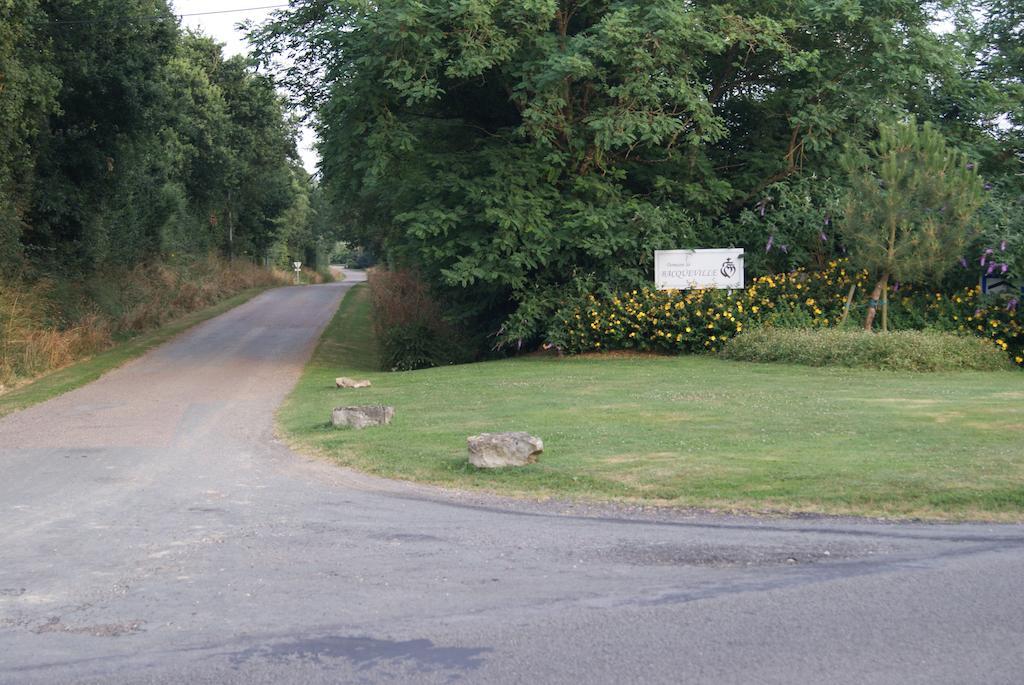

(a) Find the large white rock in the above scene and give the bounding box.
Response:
[332,405,394,429]
[336,377,372,389]
[468,432,544,469]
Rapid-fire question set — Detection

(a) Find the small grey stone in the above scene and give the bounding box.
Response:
[336,377,372,389]
[332,405,394,429]
[468,432,543,469]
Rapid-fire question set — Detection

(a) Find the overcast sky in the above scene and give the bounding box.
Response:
[171,1,319,175]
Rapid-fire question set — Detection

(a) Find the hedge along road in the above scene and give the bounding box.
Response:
[1,273,1023,684]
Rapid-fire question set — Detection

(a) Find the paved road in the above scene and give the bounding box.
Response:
[1,275,1023,684]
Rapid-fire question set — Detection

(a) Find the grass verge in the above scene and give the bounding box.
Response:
[279,285,1024,521]
[0,287,268,418]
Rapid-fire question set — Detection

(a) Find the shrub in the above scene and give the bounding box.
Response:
[367,268,470,371]
[549,261,869,355]
[548,260,1024,367]
[379,324,450,372]
[720,328,1013,372]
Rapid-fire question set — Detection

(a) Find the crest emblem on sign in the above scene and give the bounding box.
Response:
[720,258,737,279]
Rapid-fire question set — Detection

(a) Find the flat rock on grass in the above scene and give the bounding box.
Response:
[468,432,543,469]
[336,377,372,389]
[332,405,394,430]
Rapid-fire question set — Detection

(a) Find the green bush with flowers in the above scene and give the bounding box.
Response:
[548,260,1024,368]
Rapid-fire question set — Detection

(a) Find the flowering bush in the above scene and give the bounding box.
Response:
[548,261,1023,367]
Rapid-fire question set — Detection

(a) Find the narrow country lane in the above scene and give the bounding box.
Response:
[1,275,1023,684]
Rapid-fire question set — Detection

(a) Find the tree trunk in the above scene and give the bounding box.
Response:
[882,290,889,333]
[838,284,857,327]
[864,272,889,332]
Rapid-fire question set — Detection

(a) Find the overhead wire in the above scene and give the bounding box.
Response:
[45,4,291,26]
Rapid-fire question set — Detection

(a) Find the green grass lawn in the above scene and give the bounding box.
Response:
[0,288,269,419]
[279,285,1024,521]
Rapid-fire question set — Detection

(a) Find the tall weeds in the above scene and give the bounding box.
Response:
[367,268,470,371]
[0,256,289,390]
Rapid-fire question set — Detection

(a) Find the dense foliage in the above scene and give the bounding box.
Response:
[0,0,328,275]
[549,261,1024,366]
[256,0,1024,351]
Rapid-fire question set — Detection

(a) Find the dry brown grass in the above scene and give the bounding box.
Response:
[366,268,445,336]
[0,256,289,390]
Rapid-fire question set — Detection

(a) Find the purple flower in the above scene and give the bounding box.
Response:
[824,215,831,226]
[779,244,790,254]
[959,257,968,269]
[981,255,987,266]
[891,282,901,293]
[987,262,997,275]
[1008,298,1019,313]
[765,235,774,252]
[820,232,828,242]
[1001,241,1007,252]
[1001,263,1009,274]
[966,163,975,170]
[985,183,993,191]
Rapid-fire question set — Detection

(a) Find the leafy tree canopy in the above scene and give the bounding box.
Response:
[255,0,1019,345]
[1,0,326,276]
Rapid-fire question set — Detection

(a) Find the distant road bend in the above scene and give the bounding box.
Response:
[1,272,1023,684]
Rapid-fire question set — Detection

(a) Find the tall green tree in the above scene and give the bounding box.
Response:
[0,0,60,269]
[20,0,180,269]
[255,0,983,345]
[841,119,985,331]
[1,2,310,274]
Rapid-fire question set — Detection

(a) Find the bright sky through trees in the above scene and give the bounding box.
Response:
[172,1,318,174]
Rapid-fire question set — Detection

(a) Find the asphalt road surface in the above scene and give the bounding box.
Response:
[2,274,1023,684]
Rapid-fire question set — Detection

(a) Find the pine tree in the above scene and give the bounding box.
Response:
[841,119,986,331]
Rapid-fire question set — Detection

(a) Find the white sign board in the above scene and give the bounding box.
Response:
[293,261,303,272]
[655,249,745,290]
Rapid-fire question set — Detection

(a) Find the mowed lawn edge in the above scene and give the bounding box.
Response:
[0,287,272,419]
[278,284,1024,522]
